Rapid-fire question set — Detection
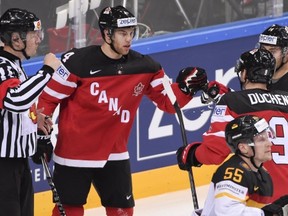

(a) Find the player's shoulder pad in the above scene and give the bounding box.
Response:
[128,49,162,73]
[60,46,99,73]
[239,161,252,171]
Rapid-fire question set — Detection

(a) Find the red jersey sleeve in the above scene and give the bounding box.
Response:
[38,64,78,116]
[195,104,234,165]
[145,69,192,114]
[0,78,20,109]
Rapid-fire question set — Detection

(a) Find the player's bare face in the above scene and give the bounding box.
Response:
[113,28,135,55]
[25,30,43,57]
[253,130,273,163]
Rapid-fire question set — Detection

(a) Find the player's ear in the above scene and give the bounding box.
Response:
[104,29,112,43]
[11,32,21,42]
[238,143,249,155]
[10,32,24,48]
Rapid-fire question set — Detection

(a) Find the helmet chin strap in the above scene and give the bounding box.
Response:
[22,48,30,60]
[237,72,246,90]
[108,39,121,55]
[9,43,30,59]
[103,29,122,56]
[238,146,263,170]
[10,34,31,60]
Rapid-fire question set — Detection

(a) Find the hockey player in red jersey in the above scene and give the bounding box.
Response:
[194,115,288,216]
[35,5,208,216]
[177,48,288,203]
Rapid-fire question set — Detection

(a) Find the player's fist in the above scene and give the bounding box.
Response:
[176,142,202,170]
[176,67,208,96]
[201,81,230,104]
[44,53,61,71]
[32,129,53,164]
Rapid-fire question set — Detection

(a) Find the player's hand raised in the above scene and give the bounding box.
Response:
[201,81,230,104]
[176,67,208,96]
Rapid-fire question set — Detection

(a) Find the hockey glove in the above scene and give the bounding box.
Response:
[176,142,202,170]
[176,67,208,96]
[32,129,53,164]
[262,203,283,216]
[273,195,288,207]
[201,81,230,104]
[274,195,288,215]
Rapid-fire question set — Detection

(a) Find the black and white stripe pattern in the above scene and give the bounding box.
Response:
[0,109,37,157]
[0,55,52,158]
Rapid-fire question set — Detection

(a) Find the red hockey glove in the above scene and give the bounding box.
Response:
[176,142,202,170]
[201,81,230,104]
[176,67,208,96]
[32,129,53,164]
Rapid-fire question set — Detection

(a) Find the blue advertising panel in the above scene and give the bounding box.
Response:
[128,35,258,173]
[25,15,288,192]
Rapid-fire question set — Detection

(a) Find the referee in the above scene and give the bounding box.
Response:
[0,8,60,216]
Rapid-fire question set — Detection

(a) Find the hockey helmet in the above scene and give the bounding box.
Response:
[234,49,276,84]
[0,8,41,43]
[98,6,137,36]
[259,24,288,48]
[225,115,270,153]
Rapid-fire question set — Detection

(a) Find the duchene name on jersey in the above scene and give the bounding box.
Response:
[248,93,288,105]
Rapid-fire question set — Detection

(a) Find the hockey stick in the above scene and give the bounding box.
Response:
[41,156,66,216]
[162,75,199,210]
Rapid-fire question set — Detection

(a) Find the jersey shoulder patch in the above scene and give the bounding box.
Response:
[212,105,227,117]
[56,64,70,81]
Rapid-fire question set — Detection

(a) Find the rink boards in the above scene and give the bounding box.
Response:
[22,14,288,215]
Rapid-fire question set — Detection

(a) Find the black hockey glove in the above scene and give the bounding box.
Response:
[262,203,283,216]
[201,81,231,104]
[176,67,208,96]
[262,195,288,216]
[274,195,288,215]
[32,129,53,164]
[176,142,202,170]
[273,195,288,207]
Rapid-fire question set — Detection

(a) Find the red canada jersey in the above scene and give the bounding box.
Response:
[195,88,288,201]
[38,45,191,168]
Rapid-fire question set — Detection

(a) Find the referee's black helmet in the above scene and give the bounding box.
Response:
[0,8,41,43]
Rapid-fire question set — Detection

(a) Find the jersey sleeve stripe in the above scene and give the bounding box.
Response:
[150,77,162,88]
[44,86,70,100]
[203,131,225,137]
[52,73,77,88]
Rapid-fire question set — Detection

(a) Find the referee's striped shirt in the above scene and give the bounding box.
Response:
[0,49,54,158]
